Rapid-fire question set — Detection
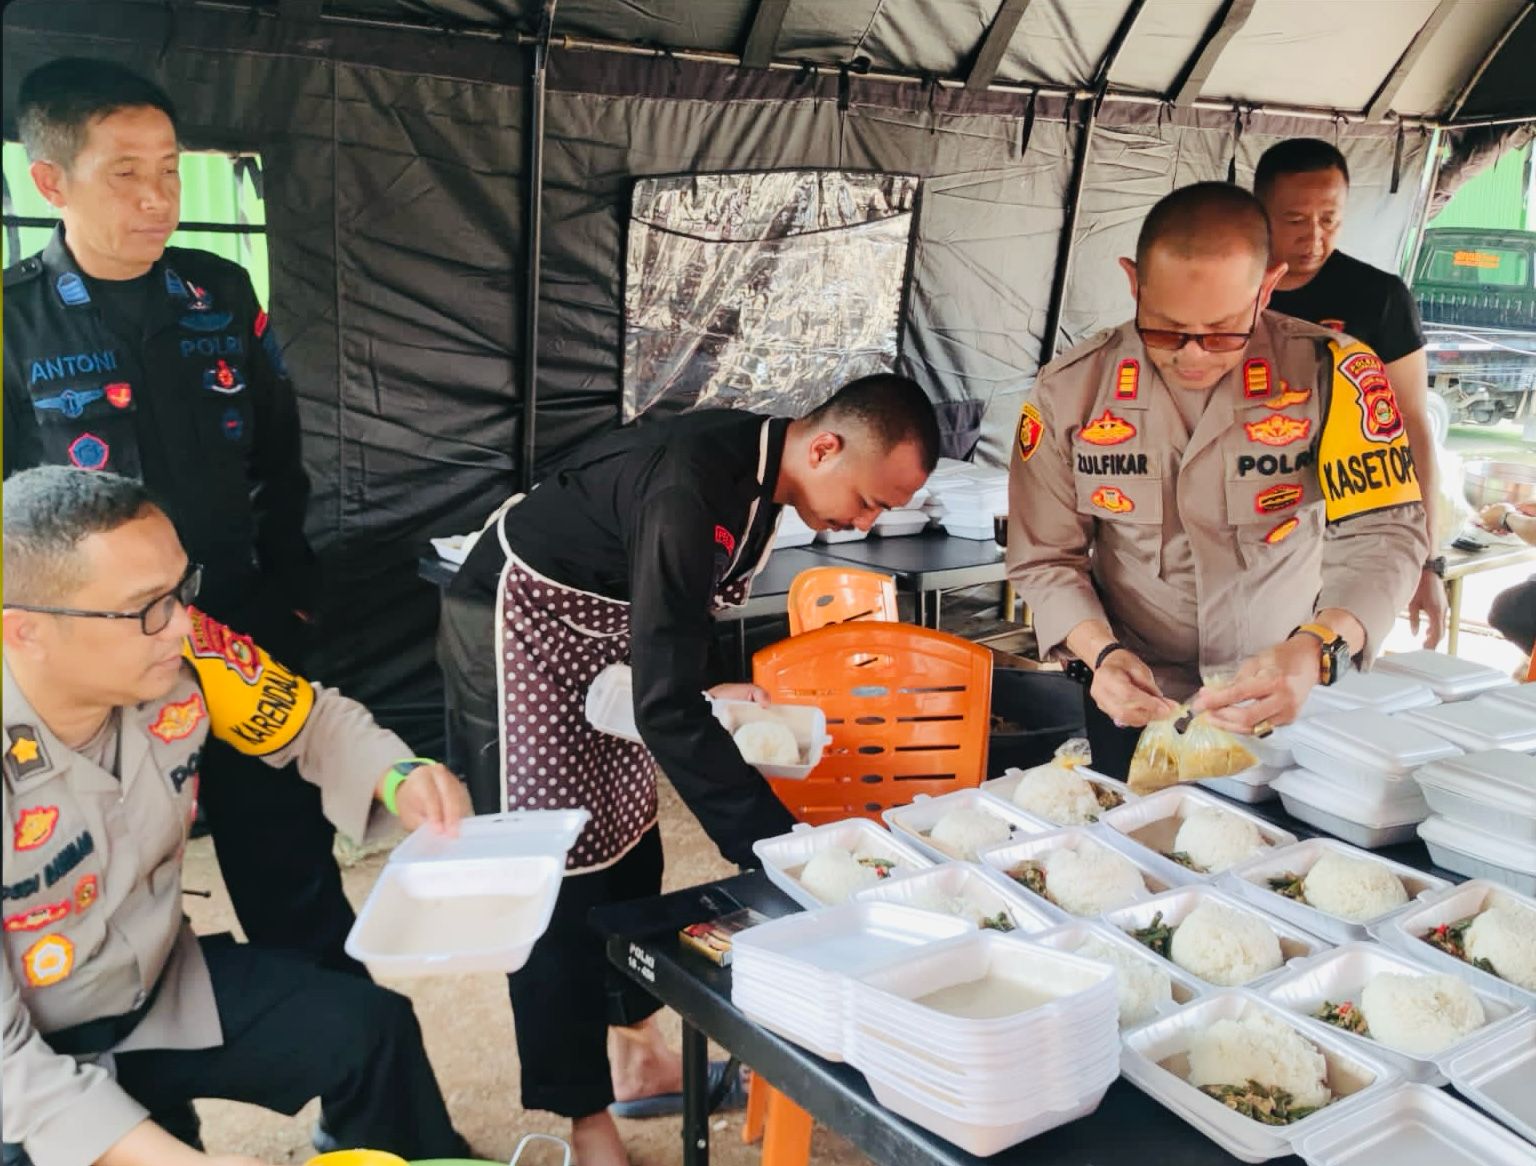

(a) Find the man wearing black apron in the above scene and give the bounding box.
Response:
[438,374,938,1165]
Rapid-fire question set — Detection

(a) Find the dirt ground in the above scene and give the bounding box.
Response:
[184,773,872,1166]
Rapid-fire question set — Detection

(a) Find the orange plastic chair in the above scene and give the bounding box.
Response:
[1526,652,1536,683]
[740,622,994,1162]
[786,566,898,635]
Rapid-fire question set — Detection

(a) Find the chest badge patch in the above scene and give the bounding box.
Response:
[1090,485,1135,515]
[1244,415,1312,447]
[1264,516,1301,544]
[21,934,75,988]
[1243,358,1273,399]
[1017,403,1044,462]
[203,360,246,395]
[105,382,134,409]
[74,874,99,914]
[5,727,50,782]
[1338,351,1405,443]
[186,610,264,685]
[4,901,69,933]
[1254,483,1304,515]
[1114,359,1140,401]
[66,432,110,471]
[1264,384,1312,410]
[1078,409,1136,447]
[150,693,207,743]
[34,388,103,419]
[14,805,60,852]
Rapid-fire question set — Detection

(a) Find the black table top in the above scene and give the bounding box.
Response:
[813,530,1006,591]
[594,798,1468,1166]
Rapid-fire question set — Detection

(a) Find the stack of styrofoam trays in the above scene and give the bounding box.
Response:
[772,506,816,549]
[1400,694,1536,755]
[1222,837,1451,945]
[880,787,1051,863]
[1444,1013,1536,1145]
[1293,1082,1536,1166]
[1372,879,1536,1008]
[1260,941,1530,1085]
[1120,989,1400,1164]
[1102,885,1329,992]
[1482,681,1536,717]
[1097,785,1297,885]
[847,931,1121,1156]
[1190,724,1297,804]
[1272,710,1461,849]
[870,487,930,538]
[730,902,970,1062]
[814,525,870,544]
[1413,749,1536,894]
[1300,666,1440,718]
[1373,648,1518,703]
[853,861,1060,935]
[752,817,933,910]
[975,826,1174,921]
[978,764,1136,827]
[930,479,1010,541]
[1029,919,1206,1029]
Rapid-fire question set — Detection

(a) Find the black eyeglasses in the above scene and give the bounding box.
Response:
[1135,299,1260,354]
[5,563,202,635]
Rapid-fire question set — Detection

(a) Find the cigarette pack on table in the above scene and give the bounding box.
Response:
[678,907,769,967]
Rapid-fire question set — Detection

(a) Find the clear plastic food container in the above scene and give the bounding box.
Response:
[1372,649,1518,703]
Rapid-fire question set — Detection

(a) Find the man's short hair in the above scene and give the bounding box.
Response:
[1135,182,1272,272]
[17,58,178,170]
[806,374,941,472]
[3,467,157,606]
[1254,139,1350,199]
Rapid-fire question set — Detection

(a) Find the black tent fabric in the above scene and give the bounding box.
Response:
[3,0,1531,749]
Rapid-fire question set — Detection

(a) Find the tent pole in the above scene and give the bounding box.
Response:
[1040,95,1097,365]
[522,0,557,493]
[1400,126,1443,281]
[1445,1,1532,123]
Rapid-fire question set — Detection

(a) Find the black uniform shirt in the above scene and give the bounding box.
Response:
[3,227,317,615]
[454,409,798,866]
[1269,249,1426,364]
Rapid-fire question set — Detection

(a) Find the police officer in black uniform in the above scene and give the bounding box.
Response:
[2,60,359,977]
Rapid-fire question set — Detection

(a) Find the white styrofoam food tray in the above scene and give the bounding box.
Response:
[870,510,928,537]
[1260,941,1528,1085]
[1482,682,1536,717]
[1302,668,1440,715]
[1418,814,1536,896]
[1292,1082,1536,1166]
[1443,1012,1536,1145]
[346,809,588,976]
[979,763,1134,826]
[1098,784,1297,884]
[1199,762,1282,804]
[1222,837,1450,944]
[880,788,1051,862]
[1269,767,1427,849]
[753,818,933,909]
[1119,989,1399,1164]
[1372,649,1518,702]
[853,861,1060,935]
[1372,880,1536,1007]
[1399,698,1536,755]
[1287,710,1462,783]
[1030,919,1206,1027]
[1413,749,1536,841]
[976,827,1174,919]
[815,527,869,544]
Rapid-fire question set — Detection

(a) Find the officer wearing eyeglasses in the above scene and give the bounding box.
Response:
[1006,182,1430,778]
[2,467,472,1166]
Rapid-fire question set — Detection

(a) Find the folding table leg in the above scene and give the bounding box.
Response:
[682,1020,710,1166]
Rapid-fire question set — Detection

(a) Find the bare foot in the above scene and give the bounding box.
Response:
[571,1110,629,1166]
[609,1016,683,1102]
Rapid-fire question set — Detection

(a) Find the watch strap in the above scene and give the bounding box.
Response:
[382,758,434,815]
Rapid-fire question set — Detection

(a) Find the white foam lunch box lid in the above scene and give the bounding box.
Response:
[732,901,970,976]
[753,818,934,908]
[881,789,1051,861]
[1269,767,1427,829]
[1444,1013,1536,1146]
[1418,814,1536,877]
[1305,669,1440,715]
[1483,682,1536,716]
[1401,699,1536,754]
[1288,710,1463,776]
[1372,649,1518,701]
[1414,749,1536,817]
[1293,1082,1536,1166]
[389,808,590,865]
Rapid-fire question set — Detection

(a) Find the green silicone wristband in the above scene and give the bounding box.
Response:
[382,758,435,815]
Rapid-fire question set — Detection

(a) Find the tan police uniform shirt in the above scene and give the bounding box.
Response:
[2,608,409,1166]
[1007,311,1429,699]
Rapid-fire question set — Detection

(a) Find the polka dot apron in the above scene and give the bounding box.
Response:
[494,507,770,874]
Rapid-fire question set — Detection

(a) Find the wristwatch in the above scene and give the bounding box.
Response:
[1290,623,1349,687]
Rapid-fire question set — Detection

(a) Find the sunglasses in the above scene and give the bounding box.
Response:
[1135,299,1260,354]
[5,562,202,636]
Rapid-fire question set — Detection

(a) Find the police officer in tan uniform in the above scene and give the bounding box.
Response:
[1007,183,1429,777]
[2,467,471,1166]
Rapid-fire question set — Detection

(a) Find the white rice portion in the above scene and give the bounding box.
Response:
[1170,901,1283,986]
[798,849,880,903]
[928,806,1011,860]
[1187,1010,1331,1111]
[1466,902,1536,991]
[1173,807,1266,873]
[1041,841,1145,916]
[1359,971,1486,1056]
[1300,851,1408,922]
[1076,933,1173,1027]
[733,720,801,766]
[1012,764,1102,825]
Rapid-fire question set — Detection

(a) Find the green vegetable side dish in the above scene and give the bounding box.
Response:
[1422,914,1501,978]
[1313,999,1368,1036]
[980,911,1015,933]
[857,856,898,879]
[1131,910,1175,959]
[1266,871,1307,902]
[1090,785,1125,819]
[1006,861,1051,903]
[1198,1080,1323,1126]
[1168,850,1208,874]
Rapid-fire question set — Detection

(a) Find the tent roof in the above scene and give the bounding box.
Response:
[308,0,1534,124]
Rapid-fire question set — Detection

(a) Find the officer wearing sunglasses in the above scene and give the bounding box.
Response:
[1005,182,1429,780]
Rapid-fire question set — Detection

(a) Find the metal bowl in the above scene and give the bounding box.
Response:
[1462,458,1536,509]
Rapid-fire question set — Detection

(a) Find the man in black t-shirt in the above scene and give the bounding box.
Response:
[1256,138,1446,646]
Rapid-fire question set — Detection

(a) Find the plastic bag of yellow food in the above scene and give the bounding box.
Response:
[1127,710,1257,794]
[1128,717,1182,795]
